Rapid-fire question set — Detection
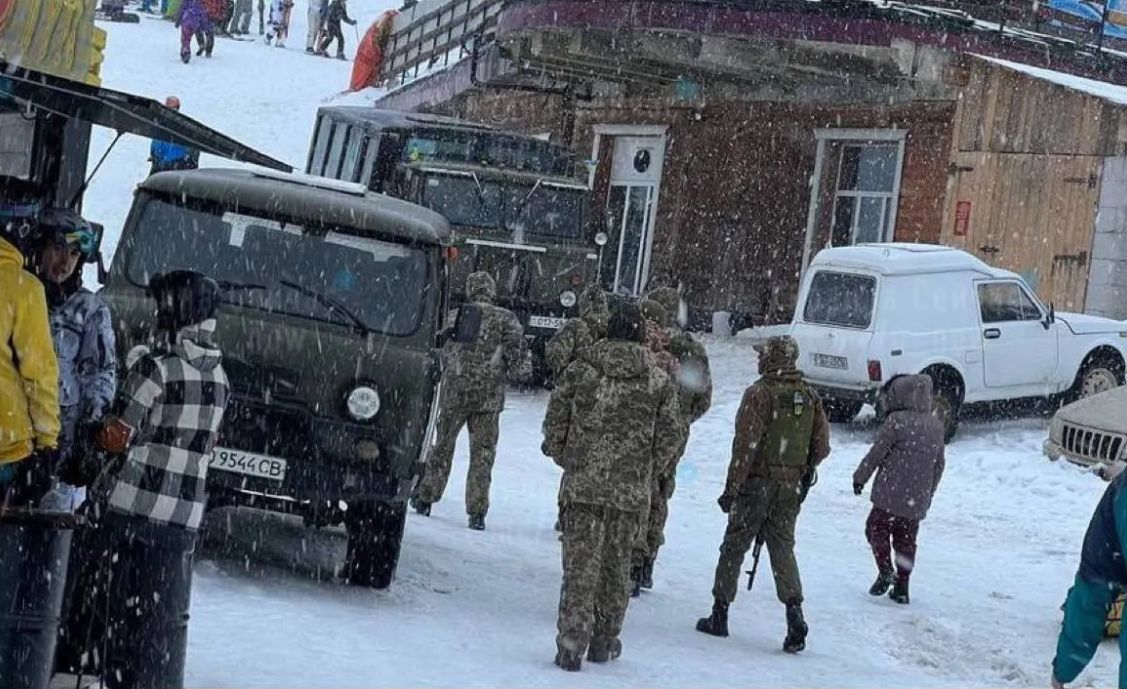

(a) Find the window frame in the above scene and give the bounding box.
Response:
[976,279,1045,325]
[801,129,907,276]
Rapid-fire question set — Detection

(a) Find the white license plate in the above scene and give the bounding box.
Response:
[210,447,287,481]
[813,353,849,370]
[529,315,566,330]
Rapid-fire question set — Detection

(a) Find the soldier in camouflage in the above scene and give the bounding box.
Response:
[542,300,682,672]
[631,287,713,591]
[412,272,525,531]
[544,284,609,381]
[696,335,830,654]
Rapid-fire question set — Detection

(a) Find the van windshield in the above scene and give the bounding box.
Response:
[125,199,430,336]
[803,271,876,329]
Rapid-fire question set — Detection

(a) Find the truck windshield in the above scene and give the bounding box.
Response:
[125,199,430,336]
[421,171,584,240]
[504,182,584,240]
[803,271,876,329]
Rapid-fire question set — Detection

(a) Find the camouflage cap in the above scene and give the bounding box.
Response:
[753,335,800,365]
[465,271,497,303]
[645,287,680,319]
[639,298,669,327]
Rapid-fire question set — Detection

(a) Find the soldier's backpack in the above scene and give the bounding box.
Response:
[451,303,482,343]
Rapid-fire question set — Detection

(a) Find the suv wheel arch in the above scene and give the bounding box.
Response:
[1068,347,1126,403]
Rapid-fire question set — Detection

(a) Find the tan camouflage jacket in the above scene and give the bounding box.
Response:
[542,339,683,512]
[442,273,525,412]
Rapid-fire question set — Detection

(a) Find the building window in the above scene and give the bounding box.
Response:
[830,143,899,246]
[801,129,907,275]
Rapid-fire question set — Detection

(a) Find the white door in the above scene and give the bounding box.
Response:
[976,280,1058,389]
[601,135,665,296]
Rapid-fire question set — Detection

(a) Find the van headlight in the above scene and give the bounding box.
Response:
[346,386,381,420]
[559,290,577,308]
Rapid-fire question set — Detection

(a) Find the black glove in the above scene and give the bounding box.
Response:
[853,482,864,496]
[718,493,734,514]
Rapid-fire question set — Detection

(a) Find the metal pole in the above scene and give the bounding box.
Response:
[1100,0,1112,51]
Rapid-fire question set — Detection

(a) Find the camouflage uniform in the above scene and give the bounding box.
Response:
[542,318,682,664]
[632,288,712,574]
[415,272,524,519]
[698,335,830,651]
[544,285,609,380]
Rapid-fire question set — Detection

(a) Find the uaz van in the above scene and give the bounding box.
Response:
[102,169,450,588]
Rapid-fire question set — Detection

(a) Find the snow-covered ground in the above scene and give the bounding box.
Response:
[81,11,1117,688]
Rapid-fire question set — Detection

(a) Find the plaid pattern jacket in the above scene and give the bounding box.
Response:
[105,320,229,530]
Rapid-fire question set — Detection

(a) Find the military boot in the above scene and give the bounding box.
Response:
[695,599,729,637]
[783,601,808,654]
[640,558,655,590]
[410,496,431,516]
[468,514,486,531]
[630,564,644,598]
[554,648,582,672]
[869,569,894,596]
[889,579,910,605]
[586,637,622,663]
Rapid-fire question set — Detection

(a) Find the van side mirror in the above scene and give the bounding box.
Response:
[1043,303,1056,330]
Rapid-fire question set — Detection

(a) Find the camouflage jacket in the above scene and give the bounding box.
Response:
[443,275,525,412]
[668,327,712,424]
[545,287,608,379]
[545,317,594,380]
[543,340,683,512]
[724,370,831,497]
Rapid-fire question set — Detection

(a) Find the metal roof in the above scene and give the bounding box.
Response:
[139,169,451,246]
[317,107,494,132]
[809,243,1013,278]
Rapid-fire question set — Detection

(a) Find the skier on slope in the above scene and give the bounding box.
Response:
[306,0,326,53]
[264,0,293,47]
[316,0,356,59]
[175,0,212,63]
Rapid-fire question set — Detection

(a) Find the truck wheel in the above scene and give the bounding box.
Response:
[343,500,407,589]
[1075,354,1125,400]
[823,399,863,424]
[925,369,962,444]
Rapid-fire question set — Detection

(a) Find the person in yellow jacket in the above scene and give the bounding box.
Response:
[0,201,61,507]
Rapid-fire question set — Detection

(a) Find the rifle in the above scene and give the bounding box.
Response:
[744,533,766,591]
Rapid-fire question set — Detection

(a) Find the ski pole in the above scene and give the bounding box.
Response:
[745,533,765,591]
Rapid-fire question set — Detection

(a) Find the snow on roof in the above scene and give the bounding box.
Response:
[810,243,1011,278]
[973,53,1127,107]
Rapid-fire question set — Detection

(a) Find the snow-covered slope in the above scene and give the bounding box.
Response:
[83,13,1117,688]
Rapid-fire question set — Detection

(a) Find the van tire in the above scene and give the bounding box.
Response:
[924,368,962,444]
[343,500,407,589]
[823,398,863,424]
[1068,351,1125,403]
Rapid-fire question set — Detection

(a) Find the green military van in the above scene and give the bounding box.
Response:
[101,168,450,588]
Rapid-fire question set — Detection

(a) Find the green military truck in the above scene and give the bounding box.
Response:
[101,169,451,589]
[306,108,597,379]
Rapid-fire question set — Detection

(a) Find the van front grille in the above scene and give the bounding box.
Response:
[1062,423,1126,463]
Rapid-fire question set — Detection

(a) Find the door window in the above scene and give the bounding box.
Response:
[978,282,1042,323]
[600,133,666,296]
[803,271,877,328]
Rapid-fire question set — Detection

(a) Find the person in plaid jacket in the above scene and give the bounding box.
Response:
[70,270,229,687]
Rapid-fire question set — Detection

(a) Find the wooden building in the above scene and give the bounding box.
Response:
[375,0,1127,325]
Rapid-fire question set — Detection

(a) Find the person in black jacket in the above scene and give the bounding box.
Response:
[316,0,355,59]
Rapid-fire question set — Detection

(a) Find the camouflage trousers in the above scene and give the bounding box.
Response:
[415,404,500,517]
[557,503,642,654]
[712,477,804,606]
[632,473,675,566]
